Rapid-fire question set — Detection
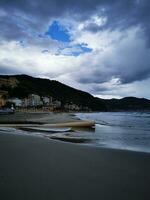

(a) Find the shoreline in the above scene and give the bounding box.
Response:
[0,111,80,124]
[0,132,150,200]
[0,111,150,154]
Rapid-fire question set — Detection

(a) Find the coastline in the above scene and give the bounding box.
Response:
[0,112,150,199]
[0,132,150,200]
[0,111,95,144]
[0,111,150,153]
[0,111,80,124]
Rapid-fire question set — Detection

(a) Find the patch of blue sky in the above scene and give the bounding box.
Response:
[79,44,92,53]
[45,21,71,42]
[71,45,92,56]
[57,44,92,56]
[43,21,92,56]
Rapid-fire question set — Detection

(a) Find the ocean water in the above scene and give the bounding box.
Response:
[0,112,150,153]
[76,112,150,153]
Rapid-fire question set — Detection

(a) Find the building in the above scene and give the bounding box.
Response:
[0,91,8,107]
[7,98,22,107]
[64,103,80,111]
[0,95,6,107]
[52,100,61,108]
[21,98,29,107]
[42,96,53,106]
[21,94,43,107]
[28,94,43,107]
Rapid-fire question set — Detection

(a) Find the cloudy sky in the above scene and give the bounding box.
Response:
[0,0,150,99]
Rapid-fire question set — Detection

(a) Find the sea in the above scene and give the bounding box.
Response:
[0,112,150,153]
[76,112,150,153]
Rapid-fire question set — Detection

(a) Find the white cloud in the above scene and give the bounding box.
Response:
[0,40,81,77]
[0,24,150,99]
[76,15,107,32]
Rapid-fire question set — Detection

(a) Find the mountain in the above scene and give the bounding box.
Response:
[105,97,150,111]
[0,74,106,111]
[0,74,150,111]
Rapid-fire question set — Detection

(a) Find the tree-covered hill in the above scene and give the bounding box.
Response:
[0,74,106,111]
[0,74,150,111]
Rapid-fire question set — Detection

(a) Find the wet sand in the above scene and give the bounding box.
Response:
[0,132,150,200]
[0,112,79,124]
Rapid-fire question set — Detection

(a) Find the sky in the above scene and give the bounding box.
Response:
[0,0,150,99]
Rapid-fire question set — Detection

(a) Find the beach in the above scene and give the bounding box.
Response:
[0,112,150,200]
[0,132,150,200]
[0,112,79,124]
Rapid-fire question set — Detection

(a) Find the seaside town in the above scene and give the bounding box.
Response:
[0,1,150,200]
[0,90,90,112]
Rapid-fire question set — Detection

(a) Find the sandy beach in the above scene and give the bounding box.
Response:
[0,112,150,200]
[0,112,79,124]
[0,132,150,200]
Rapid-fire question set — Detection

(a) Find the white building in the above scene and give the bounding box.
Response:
[28,94,43,107]
[21,95,42,107]
[8,98,22,107]
[42,96,53,105]
[64,103,80,111]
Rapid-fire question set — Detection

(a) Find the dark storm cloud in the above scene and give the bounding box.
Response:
[0,0,101,40]
[118,67,150,84]
[76,70,111,84]
[0,0,150,41]
[75,28,150,86]
[0,15,28,41]
[77,57,150,86]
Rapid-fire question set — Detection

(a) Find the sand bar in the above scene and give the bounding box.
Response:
[0,120,95,129]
